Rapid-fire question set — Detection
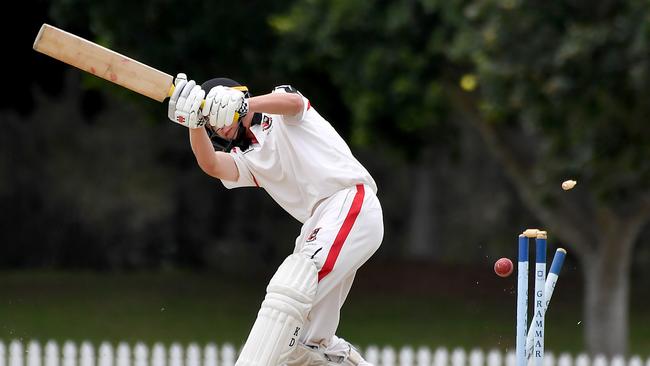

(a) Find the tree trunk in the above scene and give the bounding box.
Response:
[581,227,634,356]
[449,87,650,356]
[406,158,437,259]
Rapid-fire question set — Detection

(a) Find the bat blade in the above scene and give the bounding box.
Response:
[33,23,173,102]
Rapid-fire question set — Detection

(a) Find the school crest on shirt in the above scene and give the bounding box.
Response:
[306,227,321,243]
[262,115,273,131]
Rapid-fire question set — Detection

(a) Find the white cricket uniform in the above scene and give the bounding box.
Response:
[221,86,384,353]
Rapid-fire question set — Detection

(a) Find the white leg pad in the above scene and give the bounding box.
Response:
[236,254,318,366]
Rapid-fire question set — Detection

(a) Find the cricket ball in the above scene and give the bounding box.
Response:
[494,257,514,278]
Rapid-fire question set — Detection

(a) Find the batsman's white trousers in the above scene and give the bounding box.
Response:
[293,184,383,346]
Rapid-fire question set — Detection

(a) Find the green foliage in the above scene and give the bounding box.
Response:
[49,0,294,96]
[272,0,456,158]
[275,0,650,201]
[452,0,650,200]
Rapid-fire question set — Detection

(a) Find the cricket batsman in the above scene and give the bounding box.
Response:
[168,74,384,366]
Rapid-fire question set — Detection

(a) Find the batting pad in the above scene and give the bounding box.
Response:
[236,254,318,366]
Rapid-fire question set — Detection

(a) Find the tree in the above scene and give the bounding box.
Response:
[271,0,650,355]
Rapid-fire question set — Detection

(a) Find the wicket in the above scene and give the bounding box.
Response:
[515,229,567,366]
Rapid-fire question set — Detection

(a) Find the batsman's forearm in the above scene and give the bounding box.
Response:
[189,128,218,170]
[248,93,303,116]
[188,128,239,181]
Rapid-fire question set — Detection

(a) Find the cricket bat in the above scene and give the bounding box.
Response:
[33,23,176,102]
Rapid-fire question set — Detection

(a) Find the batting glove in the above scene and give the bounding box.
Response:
[168,73,188,121]
[168,73,206,129]
[202,86,249,128]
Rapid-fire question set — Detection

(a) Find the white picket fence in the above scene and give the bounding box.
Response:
[0,341,648,366]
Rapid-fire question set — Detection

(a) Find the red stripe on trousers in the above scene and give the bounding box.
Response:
[318,184,365,282]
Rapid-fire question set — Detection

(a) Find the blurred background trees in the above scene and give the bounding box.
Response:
[1,0,649,357]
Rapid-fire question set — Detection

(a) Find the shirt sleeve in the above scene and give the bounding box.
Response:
[272,85,310,125]
[220,148,257,189]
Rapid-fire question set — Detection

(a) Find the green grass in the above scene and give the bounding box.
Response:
[0,267,648,356]
[0,271,263,344]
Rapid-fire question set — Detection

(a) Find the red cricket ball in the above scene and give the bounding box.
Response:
[494,257,514,278]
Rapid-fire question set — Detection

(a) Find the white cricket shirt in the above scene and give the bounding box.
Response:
[220,86,377,223]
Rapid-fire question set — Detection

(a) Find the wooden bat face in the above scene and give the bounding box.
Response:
[33,24,173,102]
